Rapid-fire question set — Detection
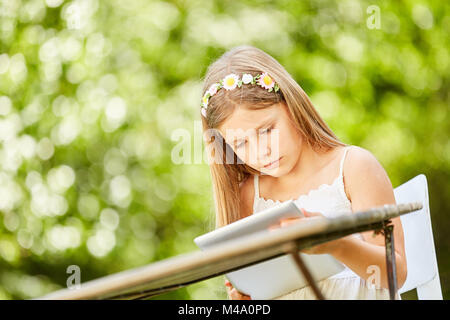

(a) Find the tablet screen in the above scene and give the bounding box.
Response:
[194,200,303,250]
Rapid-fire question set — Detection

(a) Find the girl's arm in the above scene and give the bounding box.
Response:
[331,146,407,289]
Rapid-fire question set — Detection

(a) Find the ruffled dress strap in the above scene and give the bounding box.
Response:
[339,146,352,179]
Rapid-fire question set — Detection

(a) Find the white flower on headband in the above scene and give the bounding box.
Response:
[201,72,280,118]
[222,73,239,90]
[242,73,253,84]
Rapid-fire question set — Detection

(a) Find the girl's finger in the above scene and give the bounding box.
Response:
[280,217,302,222]
[230,288,251,300]
[301,208,321,217]
[229,288,239,299]
[280,218,302,227]
[226,286,233,299]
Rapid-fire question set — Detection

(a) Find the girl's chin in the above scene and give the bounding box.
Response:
[259,166,284,177]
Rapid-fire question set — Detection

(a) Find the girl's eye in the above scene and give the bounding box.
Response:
[260,126,272,135]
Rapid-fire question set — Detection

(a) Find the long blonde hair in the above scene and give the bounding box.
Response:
[201,45,346,229]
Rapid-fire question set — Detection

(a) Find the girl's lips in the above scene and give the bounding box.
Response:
[263,157,281,169]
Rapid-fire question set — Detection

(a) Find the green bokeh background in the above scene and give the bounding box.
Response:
[0,0,448,300]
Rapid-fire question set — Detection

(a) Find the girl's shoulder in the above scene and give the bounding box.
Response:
[344,145,383,174]
[343,145,393,202]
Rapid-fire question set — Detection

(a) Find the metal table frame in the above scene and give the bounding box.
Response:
[36,202,421,300]
[285,222,397,300]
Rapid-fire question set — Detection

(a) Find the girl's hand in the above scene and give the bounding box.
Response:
[268,208,339,255]
[225,279,251,300]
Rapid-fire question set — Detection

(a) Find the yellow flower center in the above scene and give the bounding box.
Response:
[225,77,235,86]
[263,75,272,85]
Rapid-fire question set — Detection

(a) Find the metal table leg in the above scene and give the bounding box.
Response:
[284,241,325,300]
[384,225,398,300]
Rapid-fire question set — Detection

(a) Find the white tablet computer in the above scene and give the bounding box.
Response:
[194,200,345,300]
[194,200,303,250]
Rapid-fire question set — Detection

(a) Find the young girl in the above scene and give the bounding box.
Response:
[200,45,407,300]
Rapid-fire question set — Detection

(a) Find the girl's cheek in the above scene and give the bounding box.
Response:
[234,141,259,167]
[280,131,292,155]
[248,148,261,167]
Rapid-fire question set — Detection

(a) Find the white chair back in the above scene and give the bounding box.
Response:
[394,174,443,299]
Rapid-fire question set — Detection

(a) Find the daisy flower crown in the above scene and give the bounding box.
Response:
[200,72,280,118]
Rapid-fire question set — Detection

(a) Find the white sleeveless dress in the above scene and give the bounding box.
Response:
[252,146,401,300]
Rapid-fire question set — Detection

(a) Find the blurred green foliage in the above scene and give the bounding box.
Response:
[0,0,448,300]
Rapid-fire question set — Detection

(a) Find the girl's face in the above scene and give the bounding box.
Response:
[218,102,304,177]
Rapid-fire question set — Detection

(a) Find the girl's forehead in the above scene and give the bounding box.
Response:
[219,103,281,132]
